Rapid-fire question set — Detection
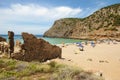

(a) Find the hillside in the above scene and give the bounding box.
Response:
[44,3,120,40]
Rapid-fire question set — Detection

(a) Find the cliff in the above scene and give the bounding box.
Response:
[44,4,120,40]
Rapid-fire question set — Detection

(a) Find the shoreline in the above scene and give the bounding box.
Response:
[43,35,120,42]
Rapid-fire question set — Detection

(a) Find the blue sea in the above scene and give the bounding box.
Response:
[0,35,83,45]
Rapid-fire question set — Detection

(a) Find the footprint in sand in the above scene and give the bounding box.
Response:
[119,59,120,62]
[87,58,93,61]
[99,60,104,63]
[68,59,72,61]
[105,60,109,63]
[99,60,109,63]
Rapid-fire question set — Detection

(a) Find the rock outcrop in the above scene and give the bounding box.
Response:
[0,36,8,54]
[0,42,9,54]
[0,36,6,42]
[44,4,120,40]
[15,40,22,47]
[12,32,62,62]
[8,31,14,57]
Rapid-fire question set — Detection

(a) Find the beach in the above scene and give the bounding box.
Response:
[54,41,120,80]
[1,34,120,80]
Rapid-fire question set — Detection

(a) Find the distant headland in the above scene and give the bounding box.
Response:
[44,3,120,41]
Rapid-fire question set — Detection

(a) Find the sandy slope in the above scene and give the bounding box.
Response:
[54,42,120,80]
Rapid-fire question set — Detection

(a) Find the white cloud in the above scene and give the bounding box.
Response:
[0,24,49,34]
[0,4,82,21]
[0,4,82,34]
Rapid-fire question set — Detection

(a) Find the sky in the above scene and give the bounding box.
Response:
[0,0,120,35]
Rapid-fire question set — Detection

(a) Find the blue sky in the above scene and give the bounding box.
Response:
[0,0,120,34]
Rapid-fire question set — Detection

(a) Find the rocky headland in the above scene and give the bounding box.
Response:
[44,4,120,41]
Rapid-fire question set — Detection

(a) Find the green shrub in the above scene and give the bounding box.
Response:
[0,58,104,80]
[0,71,16,79]
[48,61,57,68]
[113,15,120,26]
[50,66,81,80]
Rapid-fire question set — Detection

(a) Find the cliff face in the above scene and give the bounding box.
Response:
[44,4,120,40]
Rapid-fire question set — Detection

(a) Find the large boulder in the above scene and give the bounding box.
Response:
[0,36,6,42]
[12,32,62,62]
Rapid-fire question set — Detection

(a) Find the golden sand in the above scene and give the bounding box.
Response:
[54,42,120,80]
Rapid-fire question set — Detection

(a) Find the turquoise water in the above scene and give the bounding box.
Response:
[0,35,83,45]
[42,37,83,44]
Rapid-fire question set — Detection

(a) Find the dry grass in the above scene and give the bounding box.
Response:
[0,58,104,80]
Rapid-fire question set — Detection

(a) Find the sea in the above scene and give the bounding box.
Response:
[0,35,83,45]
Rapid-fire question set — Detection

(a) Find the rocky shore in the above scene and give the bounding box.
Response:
[0,31,62,62]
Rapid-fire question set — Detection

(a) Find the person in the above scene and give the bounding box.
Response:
[91,41,95,47]
[78,43,84,51]
[62,42,65,47]
[85,41,88,45]
[107,39,110,44]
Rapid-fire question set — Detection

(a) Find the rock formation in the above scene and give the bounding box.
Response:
[0,36,6,42]
[12,32,62,62]
[8,31,14,57]
[15,40,22,47]
[0,36,8,54]
[44,4,120,40]
[0,42,9,54]
[0,42,4,53]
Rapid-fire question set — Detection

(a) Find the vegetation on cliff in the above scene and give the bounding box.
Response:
[44,3,120,40]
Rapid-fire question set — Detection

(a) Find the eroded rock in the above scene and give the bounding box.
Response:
[12,32,62,62]
[8,31,14,57]
[0,36,6,42]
